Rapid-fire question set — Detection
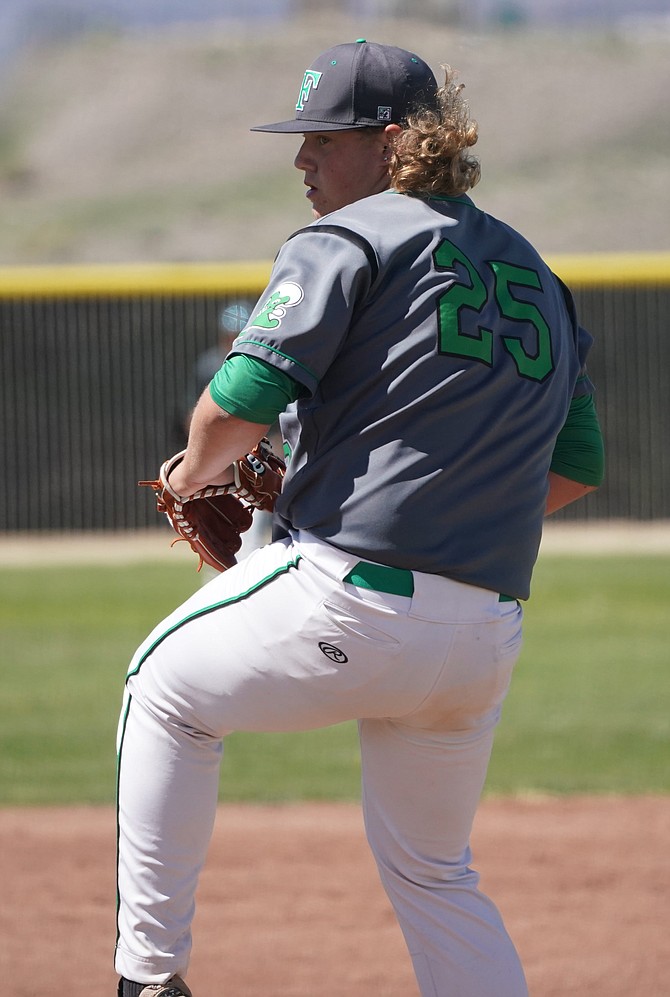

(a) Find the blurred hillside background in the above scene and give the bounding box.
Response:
[0,0,668,265]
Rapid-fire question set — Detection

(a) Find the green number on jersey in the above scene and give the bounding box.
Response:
[433,240,555,382]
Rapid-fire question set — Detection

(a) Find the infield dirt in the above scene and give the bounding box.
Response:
[2,796,669,995]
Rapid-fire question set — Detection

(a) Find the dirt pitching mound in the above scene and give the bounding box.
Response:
[2,796,668,995]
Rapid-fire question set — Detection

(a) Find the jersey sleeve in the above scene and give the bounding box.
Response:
[229,224,378,395]
[209,353,304,423]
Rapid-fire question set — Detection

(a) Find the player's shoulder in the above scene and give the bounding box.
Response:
[323,189,445,230]
[278,193,399,272]
[297,190,442,260]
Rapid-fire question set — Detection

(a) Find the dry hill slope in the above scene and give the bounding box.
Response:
[0,13,668,264]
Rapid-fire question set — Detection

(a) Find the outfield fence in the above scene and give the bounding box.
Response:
[1,253,668,531]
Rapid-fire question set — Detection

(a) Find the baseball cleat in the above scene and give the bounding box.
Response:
[118,977,193,997]
[139,981,192,997]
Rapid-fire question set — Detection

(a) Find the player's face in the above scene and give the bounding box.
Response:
[294,129,391,219]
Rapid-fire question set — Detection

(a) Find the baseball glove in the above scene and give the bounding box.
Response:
[139,438,285,573]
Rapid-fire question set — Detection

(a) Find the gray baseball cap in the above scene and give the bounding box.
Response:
[251,39,438,134]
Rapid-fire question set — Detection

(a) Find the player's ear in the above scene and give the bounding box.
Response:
[381,123,402,162]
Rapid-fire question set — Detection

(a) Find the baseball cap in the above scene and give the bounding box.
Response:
[251,39,438,134]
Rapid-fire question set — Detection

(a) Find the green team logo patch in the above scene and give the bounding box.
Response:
[250,282,304,331]
[296,69,322,111]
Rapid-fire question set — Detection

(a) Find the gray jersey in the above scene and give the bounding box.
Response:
[233,190,593,599]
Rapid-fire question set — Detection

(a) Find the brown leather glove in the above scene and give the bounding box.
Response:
[140,438,285,572]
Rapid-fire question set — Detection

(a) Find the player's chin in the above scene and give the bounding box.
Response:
[306,190,327,219]
[307,199,324,220]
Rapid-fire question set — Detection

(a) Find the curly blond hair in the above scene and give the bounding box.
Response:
[389,66,480,197]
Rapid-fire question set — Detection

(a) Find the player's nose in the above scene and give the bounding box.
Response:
[294,139,311,171]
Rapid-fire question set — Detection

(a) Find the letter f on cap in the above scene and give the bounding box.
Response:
[295,69,322,111]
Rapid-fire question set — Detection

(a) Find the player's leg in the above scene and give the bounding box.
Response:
[116,533,423,984]
[115,537,313,984]
[359,592,528,997]
[116,684,222,984]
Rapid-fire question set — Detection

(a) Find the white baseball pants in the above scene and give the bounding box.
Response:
[115,531,528,996]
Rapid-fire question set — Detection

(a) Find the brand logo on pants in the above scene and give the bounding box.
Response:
[318,642,348,663]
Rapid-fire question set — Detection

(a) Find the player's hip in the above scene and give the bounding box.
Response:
[292,530,520,625]
[123,531,522,733]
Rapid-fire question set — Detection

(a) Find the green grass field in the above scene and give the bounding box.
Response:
[1,553,668,805]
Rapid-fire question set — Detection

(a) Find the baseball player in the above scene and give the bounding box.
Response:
[115,41,604,996]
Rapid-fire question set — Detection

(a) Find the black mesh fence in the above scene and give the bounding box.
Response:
[1,260,668,531]
[1,290,235,529]
[556,280,670,521]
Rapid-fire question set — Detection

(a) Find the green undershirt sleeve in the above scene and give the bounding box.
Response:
[550,392,605,486]
[209,353,305,424]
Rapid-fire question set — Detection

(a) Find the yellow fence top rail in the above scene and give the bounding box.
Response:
[546,252,670,286]
[0,261,273,298]
[0,253,668,297]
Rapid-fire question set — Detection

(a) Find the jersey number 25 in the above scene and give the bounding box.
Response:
[434,238,554,383]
